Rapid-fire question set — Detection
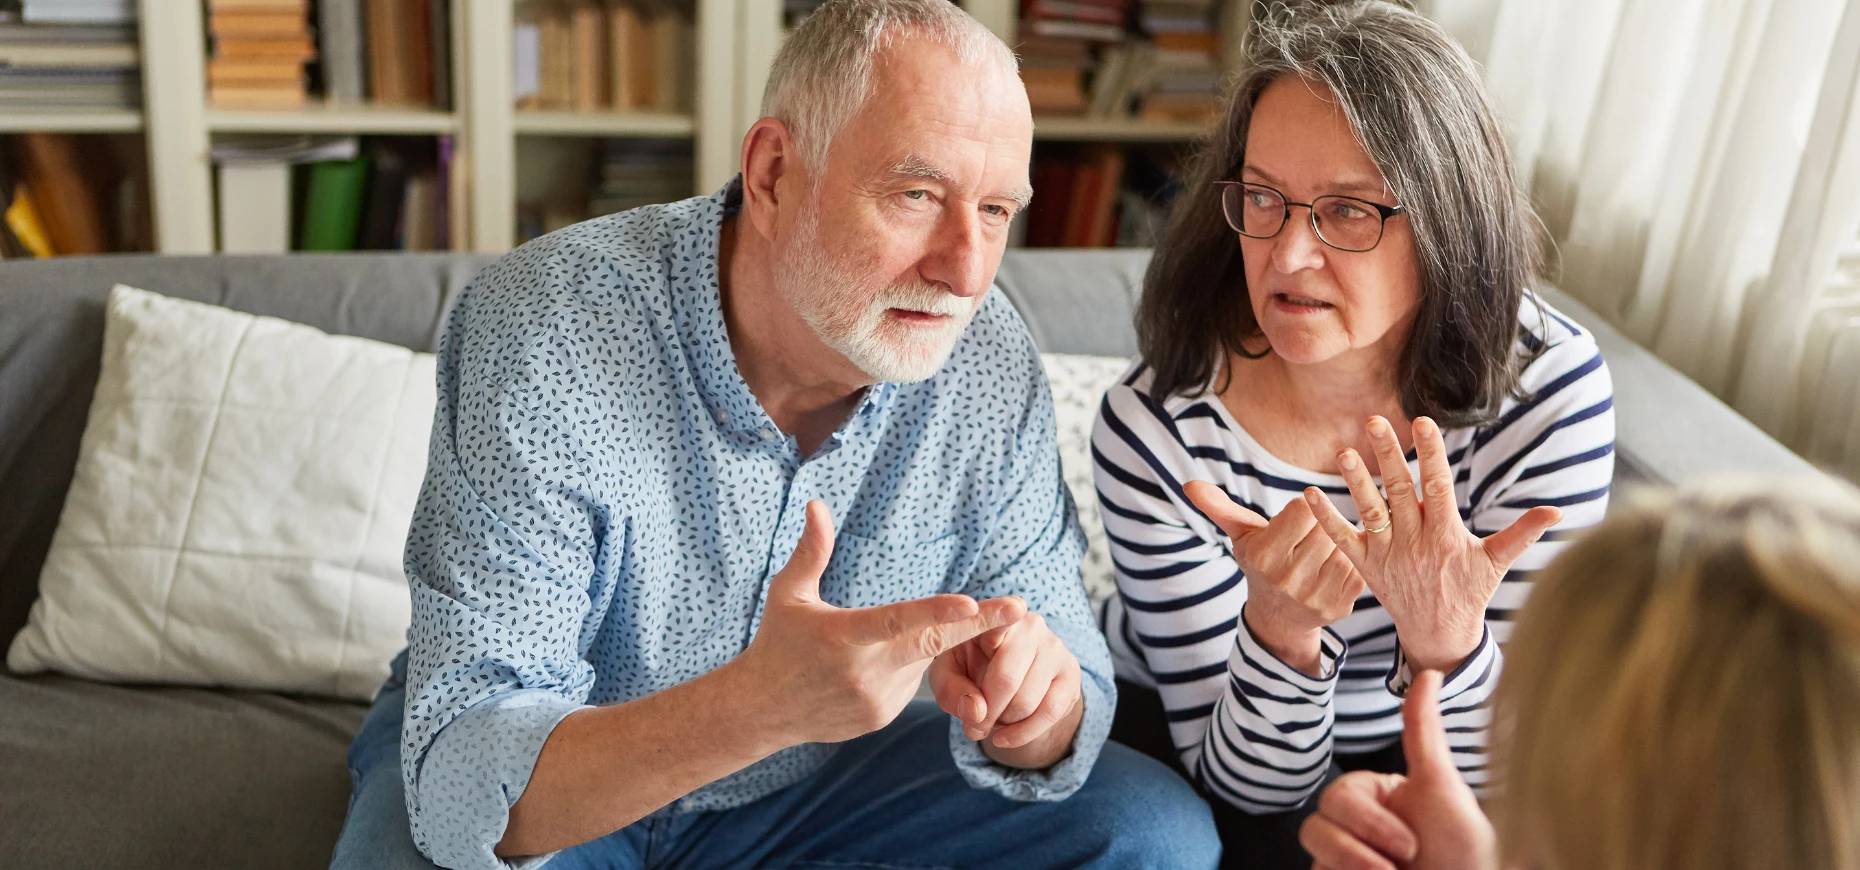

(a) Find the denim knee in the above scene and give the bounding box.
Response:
[1077,741,1222,869]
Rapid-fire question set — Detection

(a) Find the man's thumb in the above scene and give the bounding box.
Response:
[770,500,835,602]
[1401,670,1458,781]
[1185,480,1269,539]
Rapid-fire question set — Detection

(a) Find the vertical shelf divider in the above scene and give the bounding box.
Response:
[462,0,516,252]
[695,0,738,192]
[141,0,213,253]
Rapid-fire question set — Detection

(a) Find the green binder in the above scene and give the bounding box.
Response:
[297,157,370,251]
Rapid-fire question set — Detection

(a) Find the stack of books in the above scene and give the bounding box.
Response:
[1135,0,1221,121]
[0,131,148,256]
[1016,0,1131,117]
[588,138,690,216]
[782,0,827,26]
[1015,141,1179,249]
[315,0,450,107]
[206,0,315,108]
[513,0,692,114]
[0,1,138,111]
[211,134,451,253]
[14,0,131,23]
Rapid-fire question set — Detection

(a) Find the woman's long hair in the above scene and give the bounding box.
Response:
[1135,1,1543,427]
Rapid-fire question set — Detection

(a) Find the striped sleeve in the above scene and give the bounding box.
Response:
[1396,314,1617,790]
[1091,376,1347,813]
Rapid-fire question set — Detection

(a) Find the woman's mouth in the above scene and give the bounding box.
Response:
[1271,293,1334,315]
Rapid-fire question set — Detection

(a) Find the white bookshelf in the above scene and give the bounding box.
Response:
[1032,117,1211,141]
[23,0,1244,255]
[513,110,695,137]
[116,0,775,255]
[0,110,143,133]
[204,106,462,135]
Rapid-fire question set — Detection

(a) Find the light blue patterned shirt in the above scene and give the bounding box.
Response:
[395,181,1114,870]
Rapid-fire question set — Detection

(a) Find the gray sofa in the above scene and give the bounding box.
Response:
[0,249,1820,868]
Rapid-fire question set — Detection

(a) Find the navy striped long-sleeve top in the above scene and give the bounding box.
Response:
[1092,297,1615,813]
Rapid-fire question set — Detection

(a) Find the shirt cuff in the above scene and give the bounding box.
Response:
[1235,604,1348,688]
[1388,625,1496,699]
[403,688,592,870]
[947,665,1114,802]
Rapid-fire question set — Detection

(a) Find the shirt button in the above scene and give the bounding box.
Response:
[759,428,777,442]
[716,409,730,423]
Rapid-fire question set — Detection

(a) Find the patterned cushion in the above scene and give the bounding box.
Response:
[1041,353,1135,611]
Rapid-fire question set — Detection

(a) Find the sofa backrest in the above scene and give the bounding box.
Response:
[0,248,1821,647]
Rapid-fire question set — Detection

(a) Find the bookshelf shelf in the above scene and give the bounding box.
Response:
[0,110,143,133]
[513,110,696,138]
[204,105,461,135]
[1032,117,1212,142]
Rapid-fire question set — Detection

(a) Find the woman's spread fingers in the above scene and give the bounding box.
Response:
[1412,417,1459,536]
[1305,487,1367,563]
[1185,479,1270,538]
[1337,449,1391,543]
[1365,416,1422,530]
[1320,546,1365,613]
[1482,505,1565,570]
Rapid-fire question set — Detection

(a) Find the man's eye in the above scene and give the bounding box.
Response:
[904,190,928,201]
[982,203,1008,217]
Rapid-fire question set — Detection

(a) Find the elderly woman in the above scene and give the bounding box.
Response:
[1301,478,1860,870]
[1092,2,1615,866]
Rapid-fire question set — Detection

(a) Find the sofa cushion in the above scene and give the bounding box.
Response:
[0,671,365,869]
[0,253,492,651]
[8,286,433,701]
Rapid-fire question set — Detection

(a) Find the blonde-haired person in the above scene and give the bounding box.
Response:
[1299,477,1860,870]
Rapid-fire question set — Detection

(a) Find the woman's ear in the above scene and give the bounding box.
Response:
[740,117,801,241]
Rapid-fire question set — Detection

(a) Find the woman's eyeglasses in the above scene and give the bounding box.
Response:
[1214,181,1405,253]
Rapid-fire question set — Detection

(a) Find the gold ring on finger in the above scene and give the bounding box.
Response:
[1362,518,1392,534]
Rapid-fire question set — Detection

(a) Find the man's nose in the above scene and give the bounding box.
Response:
[920,208,991,299]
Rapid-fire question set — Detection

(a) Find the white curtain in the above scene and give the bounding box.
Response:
[1415,0,1860,474]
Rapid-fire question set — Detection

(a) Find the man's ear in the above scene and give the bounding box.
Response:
[740,117,801,241]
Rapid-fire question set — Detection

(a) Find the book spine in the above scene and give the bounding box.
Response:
[319,0,365,103]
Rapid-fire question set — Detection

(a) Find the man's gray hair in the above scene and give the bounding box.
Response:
[762,0,1017,172]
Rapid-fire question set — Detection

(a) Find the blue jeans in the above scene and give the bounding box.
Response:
[330,678,1219,870]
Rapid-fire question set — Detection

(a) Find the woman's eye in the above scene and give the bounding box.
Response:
[1333,202,1368,220]
[1246,193,1274,209]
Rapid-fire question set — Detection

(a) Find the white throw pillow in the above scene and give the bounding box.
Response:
[1040,353,1134,611]
[7,285,434,700]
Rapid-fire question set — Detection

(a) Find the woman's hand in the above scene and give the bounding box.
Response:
[1303,416,1560,673]
[1300,671,1497,870]
[1186,480,1365,676]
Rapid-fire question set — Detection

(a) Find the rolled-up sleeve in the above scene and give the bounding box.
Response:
[399,259,612,870]
[947,353,1114,802]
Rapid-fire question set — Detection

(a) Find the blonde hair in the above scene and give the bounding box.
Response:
[1492,477,1860,870]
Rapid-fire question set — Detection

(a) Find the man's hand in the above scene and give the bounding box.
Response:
[736,500,1027,747]
[1298,671,1497,870]
[927,607,1084,769]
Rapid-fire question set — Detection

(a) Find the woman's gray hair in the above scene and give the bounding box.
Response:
[762,0,1016,173]
[1136,0,1545,426]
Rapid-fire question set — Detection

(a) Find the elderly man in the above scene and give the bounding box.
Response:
[327,1,1217,868]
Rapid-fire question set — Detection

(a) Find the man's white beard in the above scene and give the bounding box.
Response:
[775,209,980,384]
